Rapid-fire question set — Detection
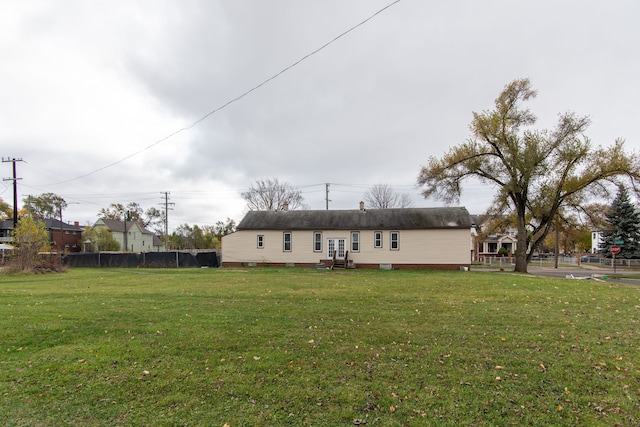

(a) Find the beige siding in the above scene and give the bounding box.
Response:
[223,228,470,266]
[350,229,469,265]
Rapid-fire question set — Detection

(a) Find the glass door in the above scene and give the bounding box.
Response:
[327,238,346,259]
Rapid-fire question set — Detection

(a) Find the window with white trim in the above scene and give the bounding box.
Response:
[351,231,360,252]
[374,231,382,248]
[390,231,399,250]
[313,232,322,252]
[283,232,292,252]
[257,235,264,249]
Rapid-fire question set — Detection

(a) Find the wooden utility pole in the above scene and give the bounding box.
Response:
[325,183,330,210]
[2,157,24,228]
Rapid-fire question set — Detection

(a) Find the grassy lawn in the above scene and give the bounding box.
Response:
[1,268,638,426]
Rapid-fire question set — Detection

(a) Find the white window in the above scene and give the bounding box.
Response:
[313,232,322,252]
[257,235,264,249]
[283,232,292,252]
[351,231,360,252]
[374,231,382,248]
[390,231,399,250]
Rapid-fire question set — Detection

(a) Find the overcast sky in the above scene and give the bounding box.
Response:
[1,0,638,231]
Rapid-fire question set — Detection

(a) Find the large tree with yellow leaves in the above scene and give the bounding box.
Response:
[418,79,640,273]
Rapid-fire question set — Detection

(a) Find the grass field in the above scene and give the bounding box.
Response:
[1,267,639,426]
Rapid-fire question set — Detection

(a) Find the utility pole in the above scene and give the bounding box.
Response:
[2,157,24,228]
[123,210,131,253]
[59,205,63,253]
[325,183,331,210]
[26,194,32,217]
[160,191,174,236]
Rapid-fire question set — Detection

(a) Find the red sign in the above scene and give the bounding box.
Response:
[610,245,621,255]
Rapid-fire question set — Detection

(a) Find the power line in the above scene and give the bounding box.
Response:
[52,0,403,185]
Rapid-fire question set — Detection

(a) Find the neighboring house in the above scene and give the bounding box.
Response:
[591,230,604,254]
[471,215,517,259]
[222,203,472,270]
[0,218,83,253]
[45,218,83,253]
[93,218,165,252]
[0,220,12,244]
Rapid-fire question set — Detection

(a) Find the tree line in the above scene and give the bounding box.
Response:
[0,195,238,252]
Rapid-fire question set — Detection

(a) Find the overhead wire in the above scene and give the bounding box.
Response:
[51,0,403,185]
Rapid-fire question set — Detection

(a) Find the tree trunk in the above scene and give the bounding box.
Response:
[514,202,529,273]
[514,237,528,272]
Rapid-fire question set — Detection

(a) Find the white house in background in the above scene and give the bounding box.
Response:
[591,231,604,253]
[471,215,517,259]
[93,219,164,252]
[222,203,473,270]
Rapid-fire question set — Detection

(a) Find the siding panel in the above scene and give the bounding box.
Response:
[223,228,471,267]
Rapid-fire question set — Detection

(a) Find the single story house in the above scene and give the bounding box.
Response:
[222,203,472,270]
[93,218,165,252]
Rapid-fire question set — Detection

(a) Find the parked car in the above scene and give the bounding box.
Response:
[580,255,602,263]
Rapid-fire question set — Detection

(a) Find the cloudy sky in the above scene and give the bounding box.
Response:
[1,0,638,231]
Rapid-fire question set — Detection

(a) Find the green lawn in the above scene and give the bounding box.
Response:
[1,267,638,426]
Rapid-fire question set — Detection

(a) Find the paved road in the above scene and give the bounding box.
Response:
[526,265,640,286]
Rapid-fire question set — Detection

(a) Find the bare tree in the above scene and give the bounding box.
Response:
[241,178,307,211]
[363,184,414,209]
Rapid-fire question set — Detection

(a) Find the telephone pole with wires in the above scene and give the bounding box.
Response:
[2,157,24,228]
[160,191,174,236]
[325,183,331,210]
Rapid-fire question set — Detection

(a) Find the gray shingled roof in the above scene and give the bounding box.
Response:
[0,219,81,231]
[97,218,155,235]
[43,218,83,232]
[237,207,471,231]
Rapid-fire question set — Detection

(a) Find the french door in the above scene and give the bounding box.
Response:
[327,238,346,260]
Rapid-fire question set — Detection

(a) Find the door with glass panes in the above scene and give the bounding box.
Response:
[327,238,346,260]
